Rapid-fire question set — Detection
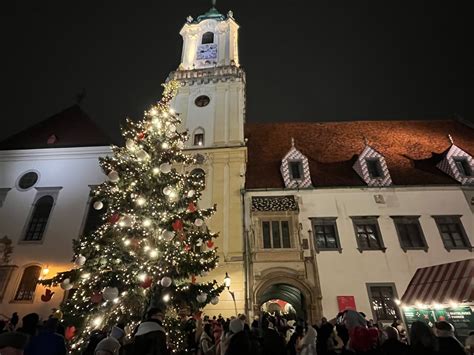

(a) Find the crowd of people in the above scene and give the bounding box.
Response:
[0,308,473,355]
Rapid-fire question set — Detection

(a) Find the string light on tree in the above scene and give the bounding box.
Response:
[38,81,224,354]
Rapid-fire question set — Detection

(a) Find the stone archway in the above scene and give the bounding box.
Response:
[253,269,321,324]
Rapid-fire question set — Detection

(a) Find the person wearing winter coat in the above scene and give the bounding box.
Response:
[262,320,286,355]
[380,326,409,355]
[434,321,465,355]
[298,325,318,355]
[408,321,438,355]
[24,317,67,355]
[200,323,216,355]
[94,326,125,355]
[130,307,169,355]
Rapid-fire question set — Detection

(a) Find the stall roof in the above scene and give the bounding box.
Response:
[401,259,473,306]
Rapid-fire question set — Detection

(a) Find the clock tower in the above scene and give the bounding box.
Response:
[167,3,247,317]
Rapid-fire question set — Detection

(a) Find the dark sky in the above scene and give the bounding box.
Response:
[1,1,469,142]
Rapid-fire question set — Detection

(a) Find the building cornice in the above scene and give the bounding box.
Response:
[0,146,112,162]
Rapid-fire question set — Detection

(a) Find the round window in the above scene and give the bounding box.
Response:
[18,171,39,190]
[194,95,210,107]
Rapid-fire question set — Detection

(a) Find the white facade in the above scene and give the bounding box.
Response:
[244,186,474,322]
[0,147,110,318]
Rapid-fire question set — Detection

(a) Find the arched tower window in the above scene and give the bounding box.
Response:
[24,195,54,241]
[14,265,41,301]
[193,128,205,146]
[202,32,214,44]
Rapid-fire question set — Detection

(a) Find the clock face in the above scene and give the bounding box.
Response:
[197,44,217,61]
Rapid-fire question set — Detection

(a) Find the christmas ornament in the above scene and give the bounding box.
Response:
[172,219,183,231]
[108,213,120,224]
[187,190,195,198]
[159,163,172,174]
[41,289,54,302]
[168,124,176,132]
[119,215,133,227]
[65,326,76,341]
[125,139,135,150]
[103,287,119,301]
[162,230,175,241]
[187,202,196,213]
[137,132,145,140]
[196,293,207,303]
[60,279,73,291]
[163,187,171,195]
[74,255,86,267]
[196,239,203,247]
[108,170,120,182]
[136,149,149,161]
[184,244,191,252]
[177,141,185,149]
[93,201,104,210]
[210,296,219,305]
[140,276,153,289]
[160,276,172,288]
[91,291,103,304]
[194,218,204,227]
[206,240,214,248]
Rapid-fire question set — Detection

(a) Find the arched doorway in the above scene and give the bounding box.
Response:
[259,284,304,320]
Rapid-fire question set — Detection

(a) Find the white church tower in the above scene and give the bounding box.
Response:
[166,2,247,316]
[168,1,245,148]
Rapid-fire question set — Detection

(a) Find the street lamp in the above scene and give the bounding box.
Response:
[224,272,237,316]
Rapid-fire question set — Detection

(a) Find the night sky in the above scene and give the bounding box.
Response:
[1,1,469,142]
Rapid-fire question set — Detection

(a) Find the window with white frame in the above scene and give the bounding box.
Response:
[14,265,41,302]
[311,218,341,252]
[366,283,400,322]
[351,217,386,252]
[262,220,291,249]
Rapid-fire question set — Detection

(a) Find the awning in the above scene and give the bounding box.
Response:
[401,259,473,306]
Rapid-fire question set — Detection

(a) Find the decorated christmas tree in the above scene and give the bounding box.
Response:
[41,81,224,353]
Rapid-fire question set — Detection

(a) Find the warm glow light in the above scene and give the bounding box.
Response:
[42,266,50,276]
[434,303,443,310]
[143,219,152,228]
[124,239,131,246]
[163,294,170,302]
[138,273,147,282]
[81,273,91,279]
[136,197,146,206]
[394,299,401,306]
[150,250,158,258]
[92,316,103,327]
[450,301,459,308]
[153,167,160,175]
[150,108,158,116]
[162,142,169,149]
[169,108,175,114]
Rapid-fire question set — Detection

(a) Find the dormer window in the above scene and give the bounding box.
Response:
[280,138,312,188]
[353,145,392,187]
[366,158,383,178]
[454,157,472,177]
[202,32,214,44]
[289,161,303,180]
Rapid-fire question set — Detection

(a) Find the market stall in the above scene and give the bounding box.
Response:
[400,258,473,341]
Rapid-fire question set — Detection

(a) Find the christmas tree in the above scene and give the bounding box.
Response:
[41,81,224,353]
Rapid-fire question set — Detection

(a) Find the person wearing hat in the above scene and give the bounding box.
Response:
[434,321,464,355]
[129,307,168,355]
[0,331,29,355]
[94,326,125,355]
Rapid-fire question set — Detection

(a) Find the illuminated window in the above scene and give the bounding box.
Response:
[14,265,41,301]
[24,196,54,241]
[262,220,291,249]
[367,284,400,322]
[194,133,204,146]
[311,218,341,251]
[202,32,214,44]
[351,217,386,252]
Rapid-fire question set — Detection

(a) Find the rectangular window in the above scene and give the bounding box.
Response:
[311,218,341,251]
[367,284,400,322]
[433,216,472,250]
[289,161,303,179]
[262,220,291,249]
[352,217,385,251]
[366,159,383,178]
[0,266,16,302]
[82,200,106,236]
[454,158,472,177]
[392,217,427,251]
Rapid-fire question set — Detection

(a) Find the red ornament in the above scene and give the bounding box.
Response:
[41,289,54,302]
[140,276,153,289]
[108,213,120,224]
[137,132,146,140]
[187,202,197,213]
[65,326,76,341]
[91,291,103,304]
[191,275,196,284]
[184,244,191,252]
[172,219,183,231]
[206,240,214,248]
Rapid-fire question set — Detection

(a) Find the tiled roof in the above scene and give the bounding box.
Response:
[0,105,112,150]
[244,120,474,189]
